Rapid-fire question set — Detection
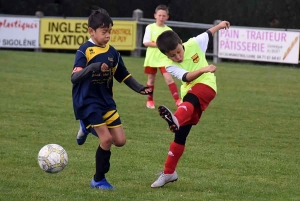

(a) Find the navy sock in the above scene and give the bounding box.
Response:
[94,146,111,182]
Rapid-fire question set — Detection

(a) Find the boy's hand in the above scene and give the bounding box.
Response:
[202,64,216,73]
[139,87,153,95]
[101,63,109,72]
[219,21,230,30]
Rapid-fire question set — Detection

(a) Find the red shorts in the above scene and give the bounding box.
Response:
[185,83,216,125]
[144,66,167,74]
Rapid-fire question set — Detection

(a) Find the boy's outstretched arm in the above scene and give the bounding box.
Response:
[71,62,105,84]
[183,65,216,82]
[123,76,153,95]
[209,21,230,36]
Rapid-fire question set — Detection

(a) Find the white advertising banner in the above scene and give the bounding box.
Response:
[218,27,300,64]
[0,17,40,48]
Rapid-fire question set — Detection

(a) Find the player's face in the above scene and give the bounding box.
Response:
[165,44,184,63]
[89,24,112,47]
[154,10,169,26]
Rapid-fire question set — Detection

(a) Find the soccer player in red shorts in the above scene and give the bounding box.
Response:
[150,20,230,188]
[143,5,180,109]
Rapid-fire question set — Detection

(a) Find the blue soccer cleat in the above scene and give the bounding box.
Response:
[76,120,90,145]
[90,178,114,190]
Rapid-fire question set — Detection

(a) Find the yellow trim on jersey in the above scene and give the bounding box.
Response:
[85,45,110,63]
[122,74,132,82]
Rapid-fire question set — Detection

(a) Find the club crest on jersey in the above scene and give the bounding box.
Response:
[191,53,199,63]
[89,48,95,55]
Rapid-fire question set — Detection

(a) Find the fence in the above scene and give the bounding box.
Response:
[130,9,300,64]
[130,9,220,63]
[1,10,299,64]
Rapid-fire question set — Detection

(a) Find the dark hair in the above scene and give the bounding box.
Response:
[94,7,110,16]
[88,8,113,30]
[155,4,169,14]
[156,30,181,54]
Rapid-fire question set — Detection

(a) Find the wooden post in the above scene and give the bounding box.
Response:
[35,10,44,52]
[131,9,143,57]
[213,20,221,63]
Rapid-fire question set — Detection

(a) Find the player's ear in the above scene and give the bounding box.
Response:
[88,27,95,36]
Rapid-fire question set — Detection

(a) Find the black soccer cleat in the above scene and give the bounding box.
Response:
[158,105,180,133]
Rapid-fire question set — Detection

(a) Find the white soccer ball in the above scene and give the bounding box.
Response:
[38,144,68,173]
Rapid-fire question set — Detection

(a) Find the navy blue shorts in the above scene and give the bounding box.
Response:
[81,109,122,129]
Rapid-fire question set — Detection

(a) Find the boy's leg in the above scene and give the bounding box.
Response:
[160,68,180,106]
[90,109,123,190]
[90,143,113,189]
[146,81,155,109]
[174,93,200,125]
[158,93,200,133]
[109,126,126,147]
[144,67,157,109]
[172,83,216,128]
[86,112,115,190]
[151,125,192,188]
[90,125,114,190]
[164,125,192,174]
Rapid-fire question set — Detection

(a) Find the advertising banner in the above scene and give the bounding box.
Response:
[218,27,300,64]
[0,17,40,48]
[39,18,137,50]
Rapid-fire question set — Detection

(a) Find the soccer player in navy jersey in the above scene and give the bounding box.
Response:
[71,9,152,190]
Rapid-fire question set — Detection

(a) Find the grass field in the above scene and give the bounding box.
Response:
[0,50,300,201]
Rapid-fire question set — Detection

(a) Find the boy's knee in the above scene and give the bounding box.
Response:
[164,78,174,85]
[101,135,114,146]
[114,139,126,147]
[162,73,173,84]
[174,125,193,145]
[183,93,200,107]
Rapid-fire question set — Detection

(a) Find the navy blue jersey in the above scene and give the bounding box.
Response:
[72,39,131,120]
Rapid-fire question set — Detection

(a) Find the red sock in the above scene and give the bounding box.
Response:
[168,82,180,101]
[164,142,185,174]
[147,84,154,101]
[174,102,194,125]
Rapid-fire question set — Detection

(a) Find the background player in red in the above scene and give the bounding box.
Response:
[143,5,180,109]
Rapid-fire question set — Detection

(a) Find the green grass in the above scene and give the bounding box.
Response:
[0,50,300,201]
